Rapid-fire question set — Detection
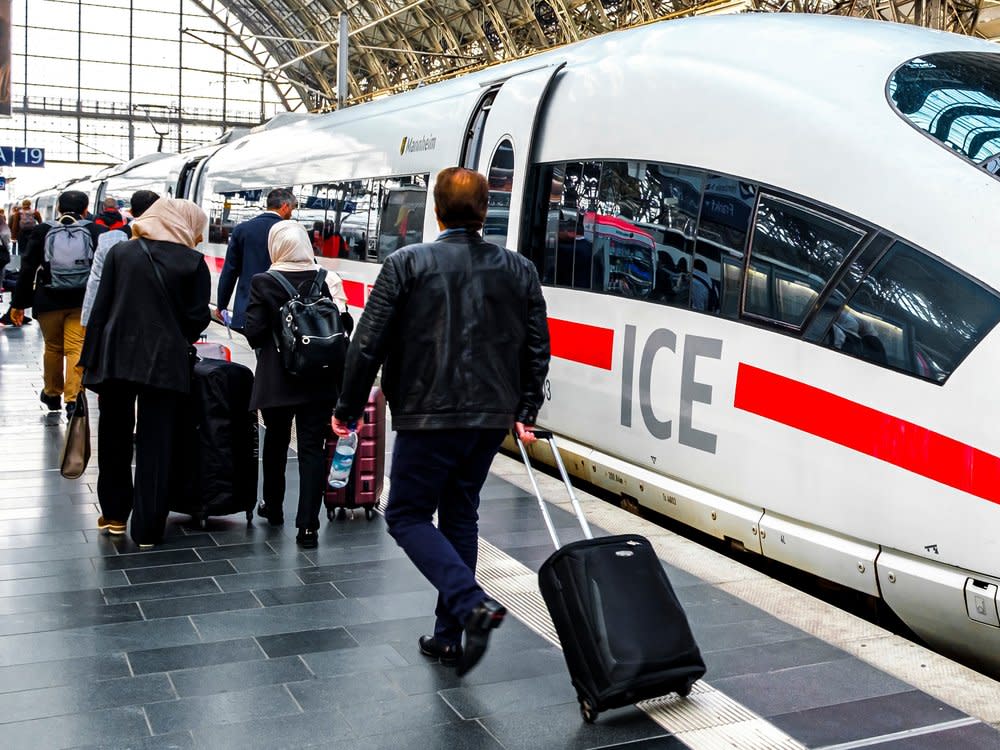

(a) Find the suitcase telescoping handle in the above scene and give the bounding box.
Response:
[515,430,594,550]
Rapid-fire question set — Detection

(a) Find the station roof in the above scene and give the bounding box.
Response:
[197,0,1000,112]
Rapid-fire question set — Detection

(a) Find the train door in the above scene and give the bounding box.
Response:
[176,156,205,200]
[468,62,565,251]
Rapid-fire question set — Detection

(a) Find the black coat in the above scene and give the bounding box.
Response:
[334,229,551,430]
[244,269,353,411]
[12,216,107,315]
[217,212,282,330]
[80,239,211,394]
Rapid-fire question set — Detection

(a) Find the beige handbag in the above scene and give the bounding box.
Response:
[60,390,91,480]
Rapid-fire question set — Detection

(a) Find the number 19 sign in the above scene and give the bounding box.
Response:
[0,147,45,167]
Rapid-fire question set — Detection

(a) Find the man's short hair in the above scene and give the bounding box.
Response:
[266,188,297,211]
[20,199,31,208]
[103,196,117,209]
[434,168,488,231]
[58,190,89,216]
[130,190,159,218]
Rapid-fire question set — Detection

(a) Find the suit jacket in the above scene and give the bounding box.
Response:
[80,239,211,394]
[217,211,283,330]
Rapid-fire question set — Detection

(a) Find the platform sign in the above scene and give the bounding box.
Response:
[0,147,45,167]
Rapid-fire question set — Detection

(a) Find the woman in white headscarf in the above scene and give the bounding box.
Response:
[243,220,351,548]
[79,197,211,549]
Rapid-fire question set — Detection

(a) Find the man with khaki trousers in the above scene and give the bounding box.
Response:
[11,190,105,416]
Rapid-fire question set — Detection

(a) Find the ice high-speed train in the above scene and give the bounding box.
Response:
[33,14,1000,673]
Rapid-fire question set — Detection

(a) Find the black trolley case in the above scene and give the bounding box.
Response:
[518,431,706,723]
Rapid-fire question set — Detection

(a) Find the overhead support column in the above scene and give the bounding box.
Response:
[338,12,349,108]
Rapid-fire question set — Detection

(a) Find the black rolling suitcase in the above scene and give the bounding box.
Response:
[517,431,706,724]
[172,358,259,527]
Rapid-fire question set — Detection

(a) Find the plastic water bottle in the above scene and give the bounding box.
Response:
[327,427,358,489]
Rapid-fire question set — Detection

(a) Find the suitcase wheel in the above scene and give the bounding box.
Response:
[191,515,207,530]
[333,507,347,521]
[579,698,598,724]
[677,683,693,698]
[327,508,337,522]
[364,507,376,521]
[245,510,253,524]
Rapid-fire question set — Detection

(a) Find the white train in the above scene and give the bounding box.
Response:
[33,14,1000,674]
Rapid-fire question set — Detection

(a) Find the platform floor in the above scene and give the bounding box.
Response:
[0,320,998,749]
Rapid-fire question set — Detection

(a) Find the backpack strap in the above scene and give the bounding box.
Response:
[267,269,300,299]
[306,268,327,297]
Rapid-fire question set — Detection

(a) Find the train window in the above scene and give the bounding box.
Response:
[375,174,428,262]
[828,240,1000,382]
[484,140,514,247]
[694,176,756,317]
[889,52,1000,179]
[207,188,268,245]
[745,195,866,329]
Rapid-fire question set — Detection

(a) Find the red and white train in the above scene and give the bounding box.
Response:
[33,14,1000,674]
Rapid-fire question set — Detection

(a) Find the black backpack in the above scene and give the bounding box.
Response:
[268,269,348,378]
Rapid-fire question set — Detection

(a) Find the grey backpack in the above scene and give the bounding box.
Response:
[43,220,94,289]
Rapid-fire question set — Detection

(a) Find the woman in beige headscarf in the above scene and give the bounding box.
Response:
[243,220,351,548]
[80,197,211,549]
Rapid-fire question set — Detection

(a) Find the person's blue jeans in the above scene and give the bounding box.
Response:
[384,428,507,646]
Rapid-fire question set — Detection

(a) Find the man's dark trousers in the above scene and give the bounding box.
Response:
[385,428,507,646]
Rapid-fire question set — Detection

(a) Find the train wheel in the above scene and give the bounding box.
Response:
[365,507,375,521]
[579,699,597,724]
[336,507,346,521]
[245,510,253,525]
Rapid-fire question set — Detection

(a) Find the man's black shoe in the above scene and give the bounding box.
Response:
[456,598,506,677]
[418,635,461,666]
[257,501,283,526]
[39,391,61,411]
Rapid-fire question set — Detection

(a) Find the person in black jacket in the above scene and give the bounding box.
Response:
[79,198,211,548]
[10,190,106,414]
[244,220,351,549]
[333,167,550,676]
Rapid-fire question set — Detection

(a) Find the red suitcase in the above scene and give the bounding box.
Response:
[324,387,386,521]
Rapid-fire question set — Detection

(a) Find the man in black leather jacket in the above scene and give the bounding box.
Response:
[333,167,550,676]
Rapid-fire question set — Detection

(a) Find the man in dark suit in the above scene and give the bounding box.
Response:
[333,167,550,677]
[217,188,297,332]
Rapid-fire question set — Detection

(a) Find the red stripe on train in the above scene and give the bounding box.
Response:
[342,280,366,308]
[734,363,1000,505]
[547,318,615,370]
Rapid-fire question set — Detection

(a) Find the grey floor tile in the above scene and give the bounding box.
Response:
[481,701,674,750]
[0,587,109,616]
[300,644,409,678]
[0,556,100,582]
[71,731,195,749]
[0,705,151,750]
[0,569,126,598]
[129,637,265,675]
[344,615,435,646]
[864,722,1000,748]
[252,582,343,607]
[169,655,314,697]
[710,656,912,718]
[769,690,969,747]
[287,671,406,711]
[342,692,462,738]
[0,601,143,635]
[96,549,201,571]
[214,569,308,593]
[354,590,436,622]
[333,573,434,598]
[440,672,577,719]
[139,590,261,619]
[336,719,506,750]
[145,683,302,734]
[702,636,850,680]
[256,626,358,658]
[194,543,277,562]
[189,709,353,750]
[0,653,130,694]
[295,557,417,585]
[0,672,174,723]
[125,560,236,585]
[191,597,372,641]
[227,552,314,574]
[103,578,222,604]
[694,616,808,653]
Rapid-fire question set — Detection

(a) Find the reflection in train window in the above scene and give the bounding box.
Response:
[888,52,1000,177]
[745,195,866,328]
[207,188,269,245]
[296,182,372,260]
[484,139,514,247]
[829,241,1000,381]
[694,176,756,317]
[375,174,428,261]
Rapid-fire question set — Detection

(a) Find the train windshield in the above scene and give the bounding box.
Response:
[888,51,1000,176]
